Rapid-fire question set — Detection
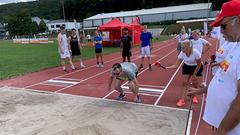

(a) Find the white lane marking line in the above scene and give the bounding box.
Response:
[55,77,82,81]
[39,82,68,87]
[138,84,165,89]
[55,43,174,93]
[186,110,193,135]
[194,65,210,135]
[121,86,164,93]
[124,91,160,97]
[103,48,177,99]
[54,69,111,93]
[154,61,184,106]
[102,90,117,99]
[24,41,173,89]
[45,79,79,85]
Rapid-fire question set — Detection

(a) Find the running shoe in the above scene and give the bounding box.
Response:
[135,95,141,103]
[176,99,185,107]
[192,96,198,104]
[116,93,125,101]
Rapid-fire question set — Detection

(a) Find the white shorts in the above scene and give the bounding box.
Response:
[141,46,151,57]
[59,50,71,59]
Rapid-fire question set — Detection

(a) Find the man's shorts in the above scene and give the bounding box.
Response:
[122,50,132,57]
[59,50,71,59]
[141,45,151,57]
[95,48,103,54]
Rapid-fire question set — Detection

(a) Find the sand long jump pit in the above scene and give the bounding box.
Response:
[0,87,189,135]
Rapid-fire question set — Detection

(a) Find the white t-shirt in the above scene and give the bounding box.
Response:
[176,33,188,43]
[178,49,201,66]
[191,38,208,54]
[57,33,68,51]
[203,42,240,135]
[212,42,236,75]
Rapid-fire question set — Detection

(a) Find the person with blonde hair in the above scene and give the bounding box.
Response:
[175,26,189,53]
[166,40,203,107]
[191,29,212,55]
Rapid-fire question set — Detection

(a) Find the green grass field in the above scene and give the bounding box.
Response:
[0,36,172,80]
[0,40,120,80]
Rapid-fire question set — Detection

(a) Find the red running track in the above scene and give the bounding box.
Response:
[0,37,218,135]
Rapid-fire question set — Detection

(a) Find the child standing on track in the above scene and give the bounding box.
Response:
[94,30,104,67]
[120,27,133,62]
[139,25,153,71]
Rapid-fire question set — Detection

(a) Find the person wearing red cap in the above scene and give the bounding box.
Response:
[188,0,240,134]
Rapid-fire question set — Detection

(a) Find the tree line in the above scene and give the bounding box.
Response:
[1,0,227,36]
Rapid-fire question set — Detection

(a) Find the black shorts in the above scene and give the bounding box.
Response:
[122,50,132,57]
[182,63,203,76]
[95,48,102,53]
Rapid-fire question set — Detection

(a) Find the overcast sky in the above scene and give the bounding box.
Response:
[0,0,36,5]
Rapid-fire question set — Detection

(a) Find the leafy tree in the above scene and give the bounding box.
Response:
[5,9,33,36]
[31,21,38,34]
[38,19,48,33]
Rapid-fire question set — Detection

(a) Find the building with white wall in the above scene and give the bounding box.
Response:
[83,3,217,30]
[46,19,82,33]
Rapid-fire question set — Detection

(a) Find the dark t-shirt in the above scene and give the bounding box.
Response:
[121,35,132,50]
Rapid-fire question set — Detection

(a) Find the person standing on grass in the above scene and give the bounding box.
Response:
[93,30,103,68]
[166,40,203,107]
[139,25,153,71]
[107,62,141,103]
[120,27,133,62]
[188,1,240,134]
[57,25,75,72]
[68,28,86,69]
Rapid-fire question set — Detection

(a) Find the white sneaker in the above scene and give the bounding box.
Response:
[100,64,103,68]
[96,64,100,68]
[80,64,86,68]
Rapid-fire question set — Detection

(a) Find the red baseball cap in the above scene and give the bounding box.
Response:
[211,0,240,27]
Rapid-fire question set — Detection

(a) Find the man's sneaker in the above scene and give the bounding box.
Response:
[176,99,185,107]
[192,96,198,104]
[100,64,104,68]
[116,93,125,101]
[96,64,100,68]
[135,95,141,103]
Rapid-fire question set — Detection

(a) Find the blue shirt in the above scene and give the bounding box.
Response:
[94,36,103,49]
[140,32,152,47]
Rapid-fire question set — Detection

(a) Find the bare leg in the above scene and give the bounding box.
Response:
[100,53,103,64]
[61,59,66,70]
[127,56,131,62]
[115,79,124,94]
[68,57,75,69]
[128,81,139,100]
